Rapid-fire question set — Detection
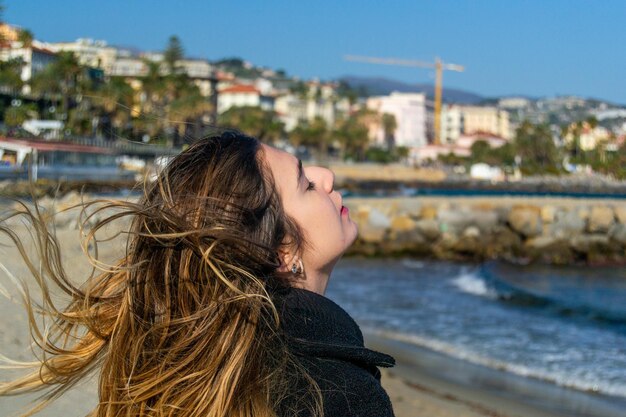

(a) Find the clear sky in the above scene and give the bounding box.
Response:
[6,0,626,104]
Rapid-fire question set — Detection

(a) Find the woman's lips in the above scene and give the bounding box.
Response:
[341,205,349,216]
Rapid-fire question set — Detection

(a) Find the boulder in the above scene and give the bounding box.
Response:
[419,205,438,220]
[570,234,612,253]
[615,206,626,224]
[608,223,626,246]
[540,205,557,223]
[524,236,574,264]
[414,219,441,241]
[390,215,416,232]
[550,210,586,239]
[587,206,615,233]
[368,207,391,229]
[483,225,523,259]
[356,207,390,243]
[389,199,422,218]
[463,226,481,238]
[437,209,472,235]
[508,206,542,237]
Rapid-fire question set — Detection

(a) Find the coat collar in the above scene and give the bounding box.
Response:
[269,286,395,368]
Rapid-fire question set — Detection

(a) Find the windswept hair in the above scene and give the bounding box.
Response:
[0,131,323,417]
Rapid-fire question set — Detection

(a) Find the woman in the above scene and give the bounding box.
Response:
[0,131,396,417]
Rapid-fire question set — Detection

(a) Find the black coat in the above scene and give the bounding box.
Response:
[270,286,396,417]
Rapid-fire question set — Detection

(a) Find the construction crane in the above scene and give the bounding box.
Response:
[344,55,465,145]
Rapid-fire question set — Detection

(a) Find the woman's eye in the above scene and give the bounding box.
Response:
[306,180,316,191]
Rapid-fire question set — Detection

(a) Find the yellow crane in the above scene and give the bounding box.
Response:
[344,55,465,145]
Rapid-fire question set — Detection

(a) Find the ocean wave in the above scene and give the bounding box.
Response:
[365,327,626,399]
[401,259,425,269]
[450,271,498,299]
[449,262,626,326]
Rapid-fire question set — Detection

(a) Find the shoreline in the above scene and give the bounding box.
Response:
[365,331,626,417]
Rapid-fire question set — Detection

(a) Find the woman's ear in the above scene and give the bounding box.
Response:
[276,246,296,273]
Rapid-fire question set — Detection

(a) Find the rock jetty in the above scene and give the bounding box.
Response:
[345,196,626,265]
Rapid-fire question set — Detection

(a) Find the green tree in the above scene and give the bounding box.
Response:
[92,76,135,139]
[470,140,490,163]
[290,116,330,163]
[4,102,37,127]
[17,29,33,47]
[219,106,284,142]
[334,111,370,162]
[381,112,397,150]
[31,51,83,125]
[513,121,562,175]
[163,35,184,75]
[0,57,24,94]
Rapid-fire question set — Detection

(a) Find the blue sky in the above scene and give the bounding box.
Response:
[6,0,626,104]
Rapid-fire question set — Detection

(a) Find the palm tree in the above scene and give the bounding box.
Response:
[290,116,330,164]
[93,76,135,139]
[381,113,397,150]
[31,51,83,126]
[169,84,211,145]
[17,29,33,47]
[219,106,284,143]
[0,57,24,95]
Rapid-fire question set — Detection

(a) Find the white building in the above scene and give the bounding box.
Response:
[217,84,274,114]
[459,105,511,140]
[440,104,462,144]
[48,38,118,74]
[366,92,427,148]
[0,39,57,94]
[274,81,349,132]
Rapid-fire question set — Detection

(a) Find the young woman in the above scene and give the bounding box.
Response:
[0,131,396,417]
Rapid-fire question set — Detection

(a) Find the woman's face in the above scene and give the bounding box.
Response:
[259,143,358,279]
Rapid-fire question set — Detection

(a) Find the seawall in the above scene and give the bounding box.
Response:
[344,196,626,265]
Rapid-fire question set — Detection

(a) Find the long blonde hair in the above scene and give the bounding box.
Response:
[0,131,323,417]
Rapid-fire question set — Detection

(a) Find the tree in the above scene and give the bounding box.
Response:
[334,111,370,162]
[163,35,184,75]
[381,113,397,150]
[17,29,33,47]
[513,121,562,175]
[169,84,211,144]
[290,117,330,163]
[93,76,135,139]
[0,57,24,94]
[31,51,83,124]
[4,102,37,127]
[218,106,284,142]
[470,140,491,163]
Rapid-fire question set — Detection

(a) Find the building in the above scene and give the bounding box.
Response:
[217,84,274,114]
[274,81,349,132]
[564,121,612,151]
[498,97,531,110]
[48,38,118,74]
[366,92,427,149]
[440,104,463,145]
[0,39,57,94]
[459,105,511,140]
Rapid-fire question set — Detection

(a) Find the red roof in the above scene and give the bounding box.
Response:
[219,84,260,94]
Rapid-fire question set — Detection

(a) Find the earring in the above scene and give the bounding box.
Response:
[291,259,304,275]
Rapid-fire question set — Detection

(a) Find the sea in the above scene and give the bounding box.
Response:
[328,257,626,416]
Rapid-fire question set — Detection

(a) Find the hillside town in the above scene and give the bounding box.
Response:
[1,22,626,183]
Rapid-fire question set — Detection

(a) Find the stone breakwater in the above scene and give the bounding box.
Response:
[2,192,626,265]
[344,196,626,265]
